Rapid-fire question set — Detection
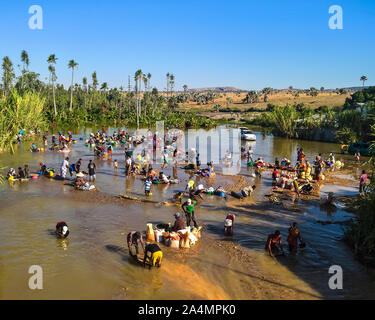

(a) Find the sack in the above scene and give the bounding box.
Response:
[180,232,191,248]
[168,232,180,241]
[188,233,198,245]
[146,223,155,241]
[191,226,202,239]
[169,239,180,248]
[154,230,163,243]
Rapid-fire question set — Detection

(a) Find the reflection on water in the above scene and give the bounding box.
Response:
[0,126,374,299]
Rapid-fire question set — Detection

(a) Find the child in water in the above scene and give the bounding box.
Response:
[144,177,152,196]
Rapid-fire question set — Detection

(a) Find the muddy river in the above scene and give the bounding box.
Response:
[0,126,374,299]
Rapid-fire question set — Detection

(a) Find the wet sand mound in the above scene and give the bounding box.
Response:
[161,260,230,300]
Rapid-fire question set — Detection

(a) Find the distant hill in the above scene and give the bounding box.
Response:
[187,87,246,93]
[180,86,373,94]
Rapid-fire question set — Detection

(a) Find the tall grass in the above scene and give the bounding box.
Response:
[260,104,298,138]
[0,90,46,152]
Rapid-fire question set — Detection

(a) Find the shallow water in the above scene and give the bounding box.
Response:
[0,127,374,299]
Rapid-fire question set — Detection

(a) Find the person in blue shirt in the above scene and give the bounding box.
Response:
[144,177,152,196]
[196,153,201,168]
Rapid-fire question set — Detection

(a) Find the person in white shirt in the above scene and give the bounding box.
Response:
[60,157,69,178]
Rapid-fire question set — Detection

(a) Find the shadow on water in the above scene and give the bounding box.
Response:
[105,244,146,268]
[205,199,375,299]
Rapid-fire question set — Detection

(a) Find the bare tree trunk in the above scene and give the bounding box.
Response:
[52,80,57,117]
[70,69,74,112]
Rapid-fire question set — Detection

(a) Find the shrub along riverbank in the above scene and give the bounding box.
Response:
[0,90,46,152]
[248,87,375,144]
[0,88,215,152]
[344,147,375,265]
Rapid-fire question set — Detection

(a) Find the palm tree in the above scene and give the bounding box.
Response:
[82,77,88,107]
[183,84,188,92]
[47,54,57,116]
[360,75,368,87]
[119,85,124,120]
[166,72,170,96]
[68,60,78,112]
[142,74,148,94]
[2,56,14,97]
[134,69,143,129]
[82,77,88,92]
[48,65,57,116]
[261,87,272,102]
[101,82,108,97]
[169,74,175,96]
[92,71,98,90]
[147,73,152,91]
[20,50,30,89]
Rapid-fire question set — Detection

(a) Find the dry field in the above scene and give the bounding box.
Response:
[176,91,351,112]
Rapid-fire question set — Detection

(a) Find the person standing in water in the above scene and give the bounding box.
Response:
[60,157,69,179]
[359,170,368,195]
[88,160,96,182]
[144,177,152,196]
[355,151,360,162]
[287,222,303,254]
[182,198,198,228]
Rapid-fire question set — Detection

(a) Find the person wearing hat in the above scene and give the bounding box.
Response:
[192,184,205,200]
[182,198,198,228]
[56,221,69,239]
[74,172,86,188]
[169,212,186,232]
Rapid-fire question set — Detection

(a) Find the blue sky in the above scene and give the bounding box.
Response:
[1,0,374,90]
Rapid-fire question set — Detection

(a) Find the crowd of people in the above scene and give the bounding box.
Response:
[6,127,371,267]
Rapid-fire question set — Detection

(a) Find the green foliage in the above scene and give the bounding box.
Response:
[344,135,375,260]
[335,127,357,144]
[260,104,298,138]
[344,86,375,110]
[0,90,46,152]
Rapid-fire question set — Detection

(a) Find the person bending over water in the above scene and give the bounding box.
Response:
[56,221,69,239]
[7,168,16,179]
[143,243,163,269]
[127,231,145,256]
[74,172,86,188]
[265,230,283,258]
[17,167,26,179]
